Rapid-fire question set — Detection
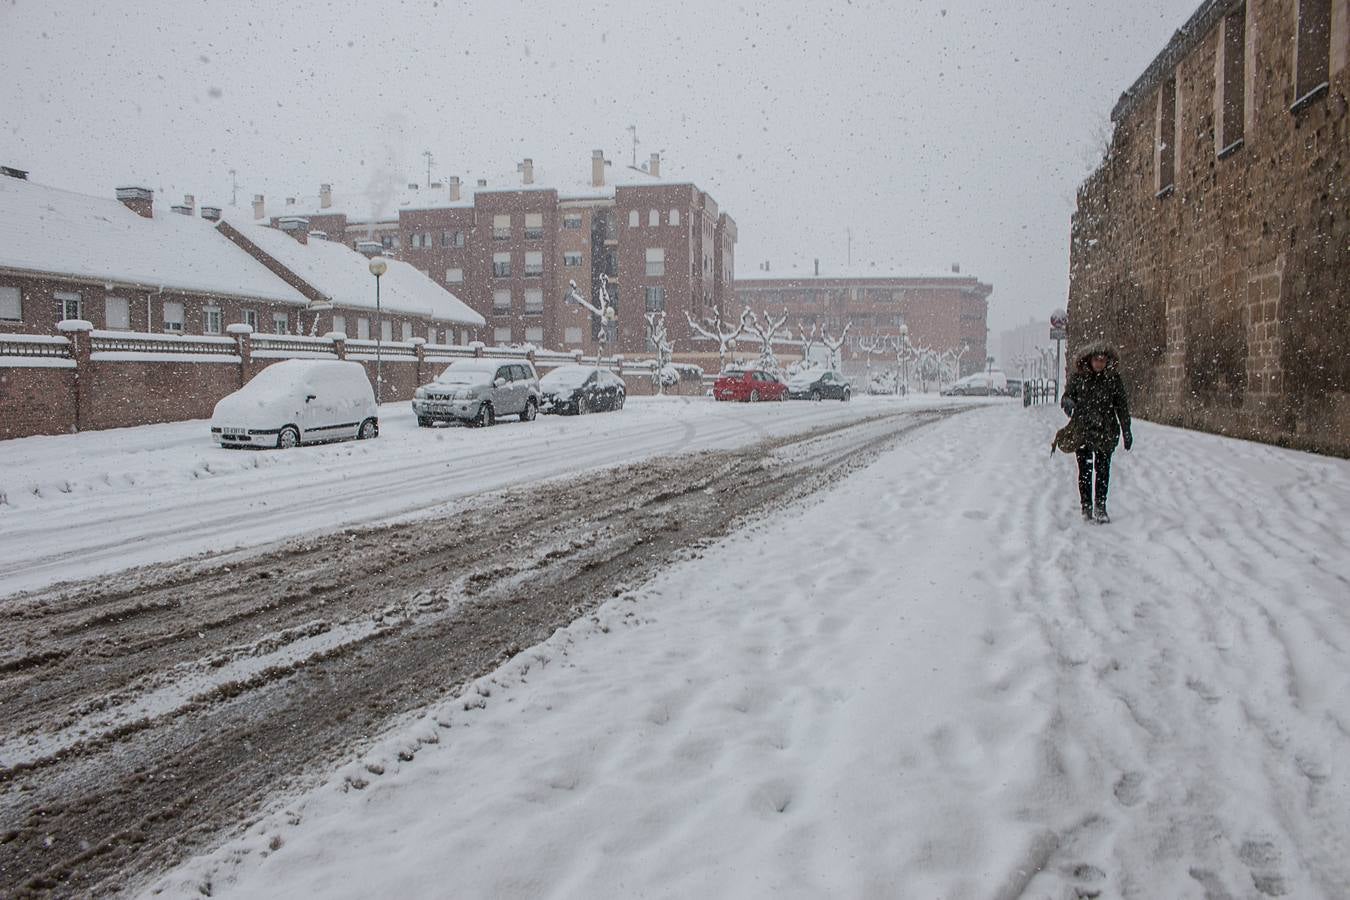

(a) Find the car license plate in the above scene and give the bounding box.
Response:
[224,425,245,435]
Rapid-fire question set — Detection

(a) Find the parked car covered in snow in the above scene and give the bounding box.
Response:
[941,371,1008,396]
[412,358,541,427]
[211,359,378,449]
[787,369,852,401]
[713,369,787,402]
[539,365,626,415]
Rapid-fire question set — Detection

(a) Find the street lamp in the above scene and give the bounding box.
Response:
[369,257,388,404]
[898,323,910,396]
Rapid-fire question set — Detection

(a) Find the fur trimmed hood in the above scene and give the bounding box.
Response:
[1072,342,1120,375]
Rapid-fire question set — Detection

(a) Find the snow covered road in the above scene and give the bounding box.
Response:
[0,395,950,598]
[145,403,1350,899]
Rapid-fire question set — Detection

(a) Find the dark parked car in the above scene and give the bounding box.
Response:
[539,365,626,414]
[786,368,852,401]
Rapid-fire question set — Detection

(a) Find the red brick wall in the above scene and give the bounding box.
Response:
[81,359,242,430]
[0,365,76,439]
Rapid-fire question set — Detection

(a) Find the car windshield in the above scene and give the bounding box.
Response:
[541,366,596,390]
[237,363,309,396]
[435,363,494,385]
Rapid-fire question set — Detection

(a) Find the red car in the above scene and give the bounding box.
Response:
[713,369,787,402]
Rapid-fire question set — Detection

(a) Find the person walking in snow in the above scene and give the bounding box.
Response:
[1060,342,1132,523]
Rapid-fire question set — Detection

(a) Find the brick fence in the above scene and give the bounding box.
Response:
[0,325,706,440]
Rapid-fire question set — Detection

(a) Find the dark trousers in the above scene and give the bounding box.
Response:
[1075,447,1113,512]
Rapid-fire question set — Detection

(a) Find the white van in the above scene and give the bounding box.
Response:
[211,359,378,449]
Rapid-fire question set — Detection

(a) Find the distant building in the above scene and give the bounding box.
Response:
[257,151,737,355]
[735,266,994,377]
[998,318,1051,377]
[1069,0,1348,455]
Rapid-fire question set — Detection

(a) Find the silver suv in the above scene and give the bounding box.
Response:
[412,358,542,427]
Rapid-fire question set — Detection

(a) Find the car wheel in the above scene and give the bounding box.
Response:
[615,392,625,410]
[277,425,300,449]
[749,389,760,403]
[358,418,379,440]
[577,395,589,415]
[476,402,495,427]
[811,389,821,402]
[521,398,537,422]
[417,416,431,427]
[842,388,851,402]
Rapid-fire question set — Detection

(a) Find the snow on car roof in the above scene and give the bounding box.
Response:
[0,177,309,305]
[224,219,484,327]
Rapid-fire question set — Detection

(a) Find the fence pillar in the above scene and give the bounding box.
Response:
[411,337,426,384]
[57,319,93,433]
[325,331,347,361]
[471,341,485,359]
[228,323,253,387]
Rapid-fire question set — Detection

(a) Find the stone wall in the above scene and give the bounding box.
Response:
[1069,0,1349,457]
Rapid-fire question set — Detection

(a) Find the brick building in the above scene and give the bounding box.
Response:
[735,268,994,377]
[1068,0,1348,456]
[258,151,738,355]
[0,169,482,343]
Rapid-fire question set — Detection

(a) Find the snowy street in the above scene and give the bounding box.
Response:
[127,403,1350,899]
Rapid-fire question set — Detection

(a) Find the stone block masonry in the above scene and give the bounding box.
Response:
[1069,0,1349,457]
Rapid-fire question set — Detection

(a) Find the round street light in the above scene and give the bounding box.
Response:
[369,258,388,404]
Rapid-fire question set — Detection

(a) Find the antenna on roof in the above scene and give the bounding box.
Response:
[626,124,639,169]
[229,169,239,207]
[422,150,434,190]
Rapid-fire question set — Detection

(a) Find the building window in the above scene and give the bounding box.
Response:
[670,208,680,226]
[333,314,346,336]
[493,289,513,312]
[203,306,222,335]
[381,234,395,249]
[628,209,639,227]
[163,300,185,333]
[411,233,422,249]
[562,213,583,229]
[401,321,413,341]
[1294,0,1332,109]
[494,325,512,344]
[56,291,82,322]
[452,230,465,247]
[645,247,666,276]
[1218,10,1246,156]
[446,267,464,283]
[272,312,288,335]
[357,317,370,339]
[381,320,393,342]
[428,326,438,343]
[243,309,258,331]
[644,286,666,311]
[648,209,659,227]
[525,288,544,314]
[0,285,22,321]
[524,326,544,344]
[1156,74,1177,197]
[105,296,130,330]
[493,214,511,240]
[563,251,583,267]
[493,252,512,277]
[525,251,544,277]
[565,326,583,344]
[525,213,544,239]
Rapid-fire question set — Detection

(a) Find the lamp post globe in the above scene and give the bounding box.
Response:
[369,258,388,403]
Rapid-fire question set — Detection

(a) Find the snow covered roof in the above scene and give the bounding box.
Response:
[261,156,682,221]
[0,177,310,305]
[739,263,971,282]
[225,219,484,327]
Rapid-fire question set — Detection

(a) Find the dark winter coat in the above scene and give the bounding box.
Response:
[1060,343,1132,453]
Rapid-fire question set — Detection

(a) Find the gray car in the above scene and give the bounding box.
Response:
[412,358,542,427]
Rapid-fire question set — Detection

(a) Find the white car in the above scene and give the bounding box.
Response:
[211,359,379,449]
[412,358,542,427]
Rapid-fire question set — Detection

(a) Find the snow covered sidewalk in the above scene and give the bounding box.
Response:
[146,405,1350,899]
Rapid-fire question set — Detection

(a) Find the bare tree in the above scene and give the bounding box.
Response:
[644,311,673,395]
[820,321,852,371]
[797,321,819,369]
[686,305,751,374]
[744,308,790,373]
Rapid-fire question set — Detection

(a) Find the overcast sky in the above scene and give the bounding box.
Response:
[0,0,1201,335]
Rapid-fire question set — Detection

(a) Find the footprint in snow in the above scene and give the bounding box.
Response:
[961,509,990,520]
[1113,771,1145,807]
[1238,836,1290,896]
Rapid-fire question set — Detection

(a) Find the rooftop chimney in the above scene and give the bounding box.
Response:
[308,230,328,241]
[285,196,296,206]
[2,165,30,180]
[591,149,607,187]
[170,204,192,215]
[649,152,661,178]
[252,194,265,220]
[518,158,534,185]
[278,216,310,245]
[319,183,332,209]
[407,183,419,190]
[448,176,461,201]
[814,258,819,276]
[116,186,154,218]
[200,206,222,222]
[183,193,195,211]
[951,263,960,274]
[476,178,487,187]
[356,240,383,258]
